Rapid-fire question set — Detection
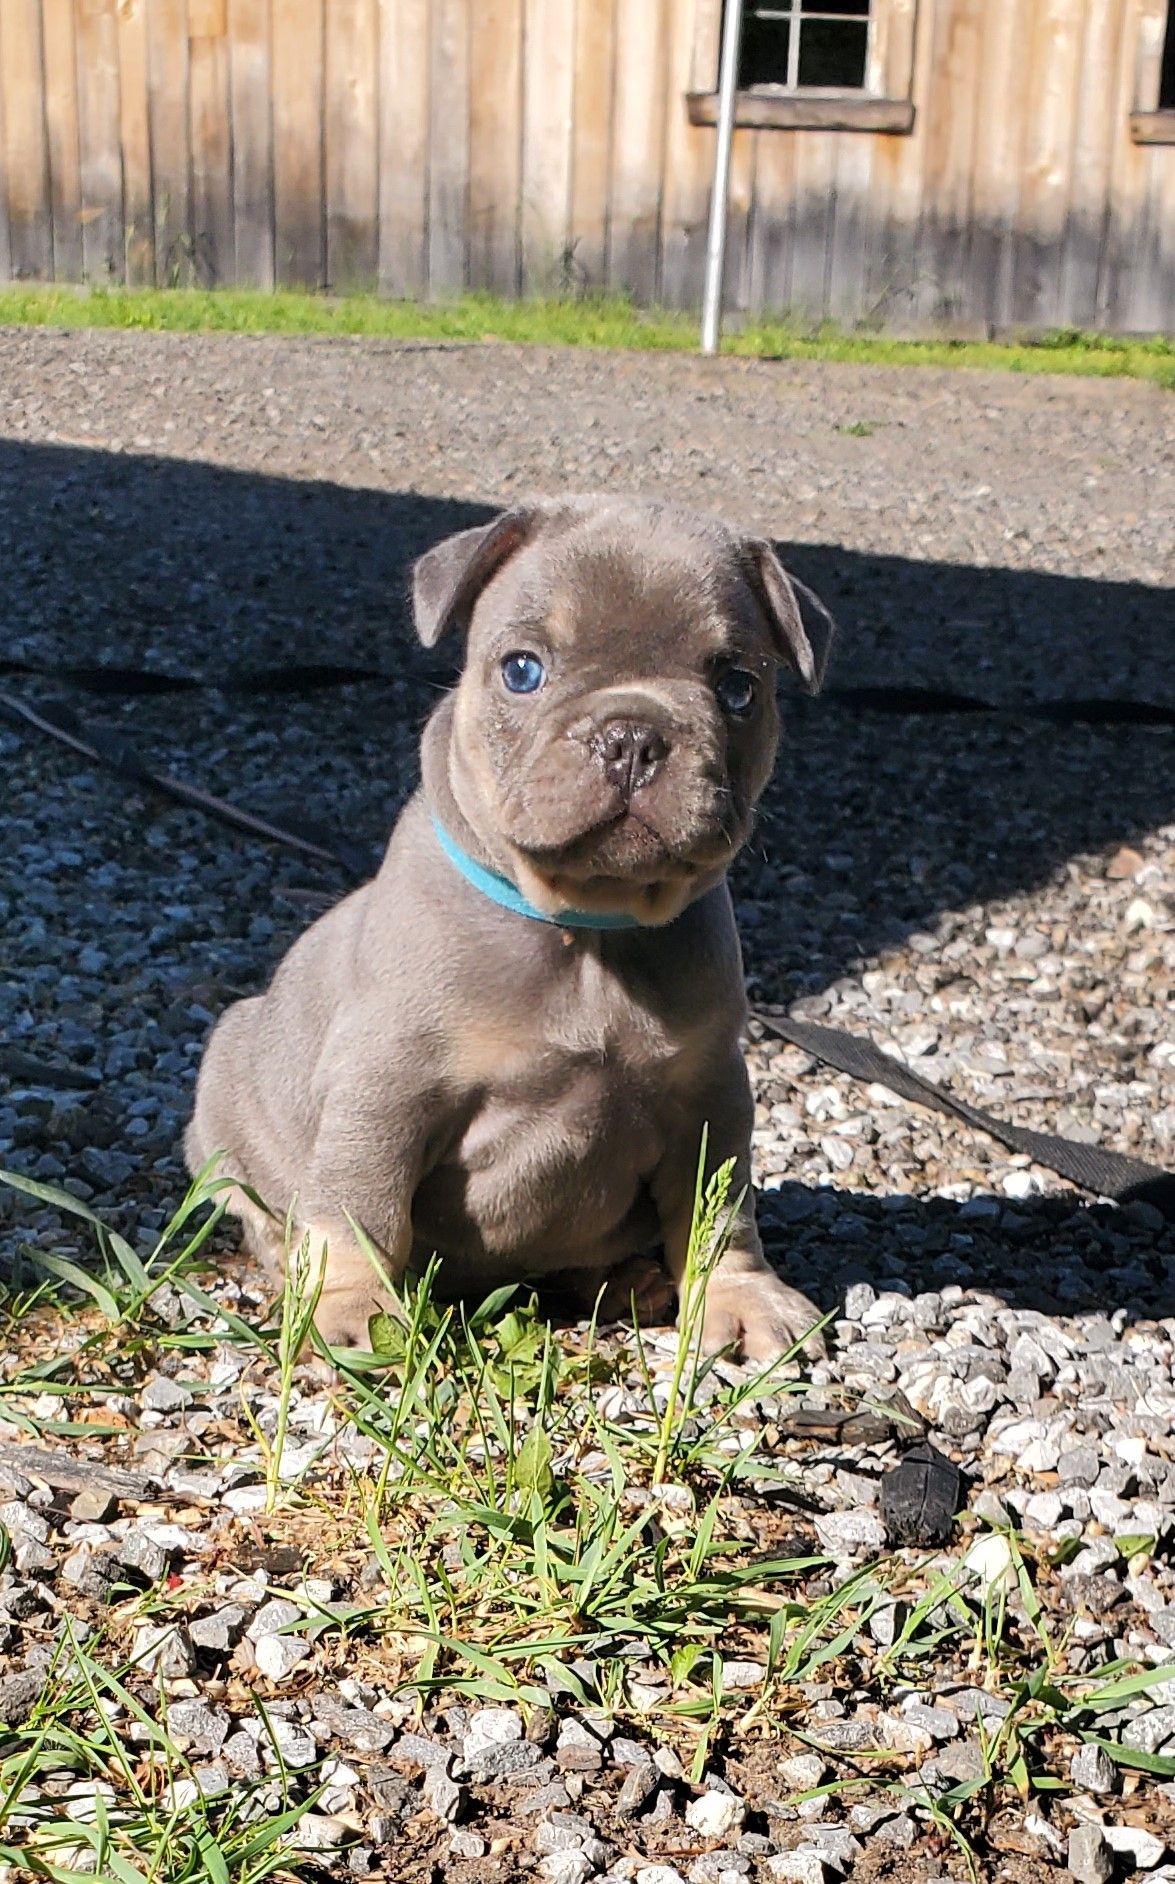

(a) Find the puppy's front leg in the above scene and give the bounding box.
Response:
[298,1081,430,1354]
[654,1054,825,1364]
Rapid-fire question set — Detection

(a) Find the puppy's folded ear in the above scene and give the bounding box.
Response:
[412,508,537,647]
[744,541,837,694]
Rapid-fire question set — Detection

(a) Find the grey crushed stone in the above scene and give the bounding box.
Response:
[0,331,1172,1878]
[1067,1822,1114,1884]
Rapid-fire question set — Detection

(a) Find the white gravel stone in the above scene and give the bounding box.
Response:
[765,1854,827,1884]
[779,1754,827,1791]
[1068,1823,1113,1884]
[1103,1824,1167,1868]
[131,1622,194,1678]
[165,1698,229,1755]
[253,1633,311,1681]
[264,1719,318,1769]
[247,1598,303,1639]
[721,1661,765,1690]
[962,1534,1016,1593]
[288,1814,352,1851]
[1070,1744,1117,1793]
[540,1857,595,1884]
[1122,1707,1175,1756]
[813,1509,887,1554]
[685,1792,745,1838]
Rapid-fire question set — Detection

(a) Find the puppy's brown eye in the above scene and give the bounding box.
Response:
[501,651,546,695]
[715,667,756,717]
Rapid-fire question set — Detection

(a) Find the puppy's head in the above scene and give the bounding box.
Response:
[413,496,834,925]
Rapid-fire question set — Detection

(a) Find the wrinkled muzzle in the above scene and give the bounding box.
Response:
[489,690,744,881]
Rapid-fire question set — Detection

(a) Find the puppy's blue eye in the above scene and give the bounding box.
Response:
[716,667,756,717]
[501,651,545,695]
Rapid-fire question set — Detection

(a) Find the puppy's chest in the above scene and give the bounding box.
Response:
[450,957,693,1097]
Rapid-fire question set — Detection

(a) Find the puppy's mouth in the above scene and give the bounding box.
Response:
[508,802,742,924]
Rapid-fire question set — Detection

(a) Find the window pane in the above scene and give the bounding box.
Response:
[1161,0,1175,108]
[800,0,870,14]
[737,13,791,88]
[797,17,868,85]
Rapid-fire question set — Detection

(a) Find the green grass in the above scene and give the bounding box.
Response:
[2,1158,1174,1881]
[1,284,1173,388]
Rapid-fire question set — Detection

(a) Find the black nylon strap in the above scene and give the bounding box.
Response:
[0,689,370,880]
[753,1012,1175,1219]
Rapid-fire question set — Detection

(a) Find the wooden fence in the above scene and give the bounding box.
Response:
[0,0,1172,332]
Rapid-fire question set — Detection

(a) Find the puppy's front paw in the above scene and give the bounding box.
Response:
[698,1270,826,1364]
[295,1224,406,1365]
[311,1288,401,1354]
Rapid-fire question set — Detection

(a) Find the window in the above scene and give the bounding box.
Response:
[737,0,872,93]
[1130,0,1175,143]
[686,0,916,134]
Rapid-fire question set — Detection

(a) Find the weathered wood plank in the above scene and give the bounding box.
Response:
[747,127,798,317]
[469,0,523,293]
[189,0,234,284]
[660,0,716,312]
[608,0,668,299]
[41,0,83,280]
[271,0,325,286]
[0,1,9,280]
[915,0,984,328]
[520,0,575,292]
[148,0,192,284]
[716,127,755,321]
[229,0,275,287]
[568,0,615,295]
[968,0,1027,329]
[1097,0,1155,326]
[378,0,430,295]
[686,94,914,132]
[863,0,935,329]
[1059,0,1124,325]
[1115,0,1172,328]
[325,0,379,289]
[0,0,52,279]
[1012,0,1085,326]
[428,0,469,294]
[787,131,838,321]
[117,0,154,283]
[0,12,9,281]
[826,115,879,323]
[75,0,124,282]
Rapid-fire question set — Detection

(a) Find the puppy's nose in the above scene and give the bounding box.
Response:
[597,720,670,796]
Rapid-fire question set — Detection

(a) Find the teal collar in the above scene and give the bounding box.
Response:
[431,815,643,931]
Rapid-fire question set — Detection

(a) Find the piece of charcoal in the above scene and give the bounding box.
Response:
[880,1441,963,1545]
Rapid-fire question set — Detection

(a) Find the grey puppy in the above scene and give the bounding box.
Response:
[186,495,834,1360]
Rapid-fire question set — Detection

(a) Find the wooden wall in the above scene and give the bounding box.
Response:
[0,0,1172,333]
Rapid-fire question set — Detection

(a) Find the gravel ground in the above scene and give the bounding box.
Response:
[0,330,1173,1881]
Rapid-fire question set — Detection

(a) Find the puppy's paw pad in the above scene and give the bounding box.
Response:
[698,1274,826,1365]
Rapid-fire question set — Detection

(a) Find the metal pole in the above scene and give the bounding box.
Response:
[700,0,745,355]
